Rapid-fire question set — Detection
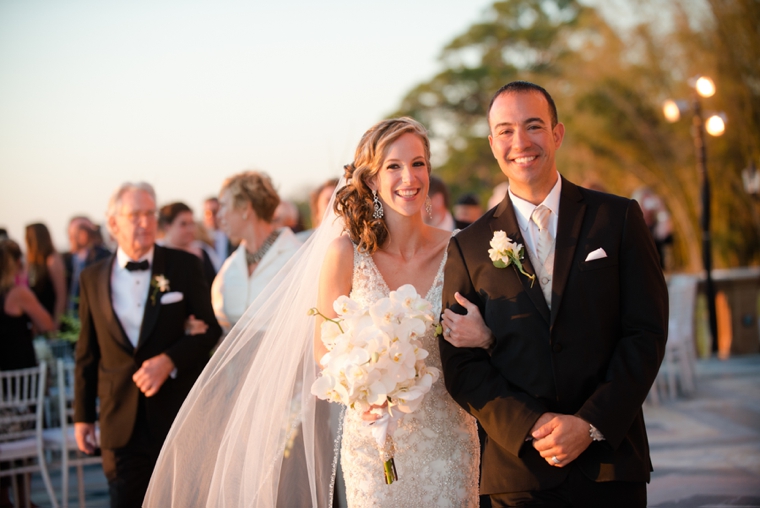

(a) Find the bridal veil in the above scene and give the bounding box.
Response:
[144,181,346,507]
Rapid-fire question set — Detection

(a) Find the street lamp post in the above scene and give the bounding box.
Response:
[691,93,719,352]
[664,76,726,353]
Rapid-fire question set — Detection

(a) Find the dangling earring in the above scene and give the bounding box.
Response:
[425,195,433,219]
[372,190,384,219]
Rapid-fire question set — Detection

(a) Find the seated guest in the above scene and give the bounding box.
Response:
[25,223,66,328]
[424,176,455,231]
[0,239,55,508]
[63,216,112,313]
[453,192,483,229]
[158,202,218,290]
[211,171,302,331]
[0,238,55,368]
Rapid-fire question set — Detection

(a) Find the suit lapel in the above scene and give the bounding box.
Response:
[490,196,551,323]
[550,178,586,328]
[99,255,134,354]
[136,246,165,350]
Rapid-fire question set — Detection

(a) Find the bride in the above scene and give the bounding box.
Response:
[144,118,486,507]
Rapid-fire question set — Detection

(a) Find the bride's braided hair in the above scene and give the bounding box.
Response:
[334,117,431,254]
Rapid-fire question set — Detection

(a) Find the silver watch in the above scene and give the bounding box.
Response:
[589,424,605,441]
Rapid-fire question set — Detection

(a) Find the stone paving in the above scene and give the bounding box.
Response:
[23,355,760,507]
[646,355,760,508]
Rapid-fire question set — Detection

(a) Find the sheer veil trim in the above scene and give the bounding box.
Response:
[144,180,348,507]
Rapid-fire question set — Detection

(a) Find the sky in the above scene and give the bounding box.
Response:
[0,0,494,250]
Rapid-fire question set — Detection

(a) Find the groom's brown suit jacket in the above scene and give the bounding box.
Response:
[440,177,668,494]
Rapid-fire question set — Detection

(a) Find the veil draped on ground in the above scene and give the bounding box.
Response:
[144,180,347,507]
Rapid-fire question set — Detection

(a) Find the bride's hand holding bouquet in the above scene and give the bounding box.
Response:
[309,284,440,484]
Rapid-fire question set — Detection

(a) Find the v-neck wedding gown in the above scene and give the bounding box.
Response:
[339,245,480,507]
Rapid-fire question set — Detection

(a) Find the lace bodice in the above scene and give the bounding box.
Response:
[340,245,480,507]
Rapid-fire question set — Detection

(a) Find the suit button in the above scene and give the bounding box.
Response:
[553,343,563,353]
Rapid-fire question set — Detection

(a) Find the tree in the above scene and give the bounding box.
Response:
[393,0,760,269]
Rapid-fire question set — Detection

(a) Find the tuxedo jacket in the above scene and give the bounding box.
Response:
[74,246,222,450]
[439,177,668,494]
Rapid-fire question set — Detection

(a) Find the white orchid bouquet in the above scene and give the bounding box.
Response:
[309,284,440,484]
[488,230,535,287]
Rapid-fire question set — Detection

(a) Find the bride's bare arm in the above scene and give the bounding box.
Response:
[314,235,354,363]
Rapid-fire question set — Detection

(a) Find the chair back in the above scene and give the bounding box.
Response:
[0,363,47,443]
[56,359,77,430]
[667,274,698,347]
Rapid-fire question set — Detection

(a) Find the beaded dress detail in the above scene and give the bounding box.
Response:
[340,245,480,507]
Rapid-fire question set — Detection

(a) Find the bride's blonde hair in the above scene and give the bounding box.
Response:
[334,117,431,254]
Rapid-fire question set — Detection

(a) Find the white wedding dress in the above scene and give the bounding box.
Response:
[340,245,480,507]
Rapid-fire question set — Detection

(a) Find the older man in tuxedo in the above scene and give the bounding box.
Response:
[440,82,667,507]
[74,182,221,508]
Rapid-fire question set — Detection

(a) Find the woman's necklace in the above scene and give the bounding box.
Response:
[245,229,281,266]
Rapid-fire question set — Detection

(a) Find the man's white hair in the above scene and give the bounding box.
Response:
[105,182,157,235]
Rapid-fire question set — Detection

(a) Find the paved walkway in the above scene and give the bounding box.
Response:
[646,355,760,507]
[25,355,760,507]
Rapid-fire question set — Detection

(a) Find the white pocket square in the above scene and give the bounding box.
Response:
[585,248,607,262]
[160,291,184,305]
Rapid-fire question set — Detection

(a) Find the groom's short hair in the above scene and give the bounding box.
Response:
[488,81,559,127]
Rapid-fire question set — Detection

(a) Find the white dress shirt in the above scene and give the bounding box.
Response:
[508,173,562,256]
[111,247,154,348]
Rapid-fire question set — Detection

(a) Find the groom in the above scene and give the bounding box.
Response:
[439,81,668,507]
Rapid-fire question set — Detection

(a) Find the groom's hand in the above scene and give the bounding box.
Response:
[441,292,494,349]
[531,414,592,467]
[133,353,175,397]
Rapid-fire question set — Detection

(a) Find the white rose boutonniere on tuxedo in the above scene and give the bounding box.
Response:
[488,231,535,287]
[150,275,170,305]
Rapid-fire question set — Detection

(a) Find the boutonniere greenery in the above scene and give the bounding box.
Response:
[488,231,535,287]
[150,275,170,305]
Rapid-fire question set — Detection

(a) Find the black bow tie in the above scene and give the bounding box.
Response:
[125,260,150,272]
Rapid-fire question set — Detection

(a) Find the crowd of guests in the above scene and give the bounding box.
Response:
[0,169,490,507]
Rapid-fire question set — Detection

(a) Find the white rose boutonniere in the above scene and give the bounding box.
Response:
[150,275,170,305]
[488,231,535,287]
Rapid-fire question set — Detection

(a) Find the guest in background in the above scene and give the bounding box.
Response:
[296,177,339,241]
[74,182,221,508]
[272,200,305,233]
[25,223,66,328]
[310,178,339,229]
[0,239,54,369]
[632,187,674,271]
[202,197,232,270]
[424,175,456,231]
[212,171,302,331]
[453,193,484,229]
[63,216,112,313]
[0,239,55,508]
[487,181,509,210]
[158,202,218,290]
